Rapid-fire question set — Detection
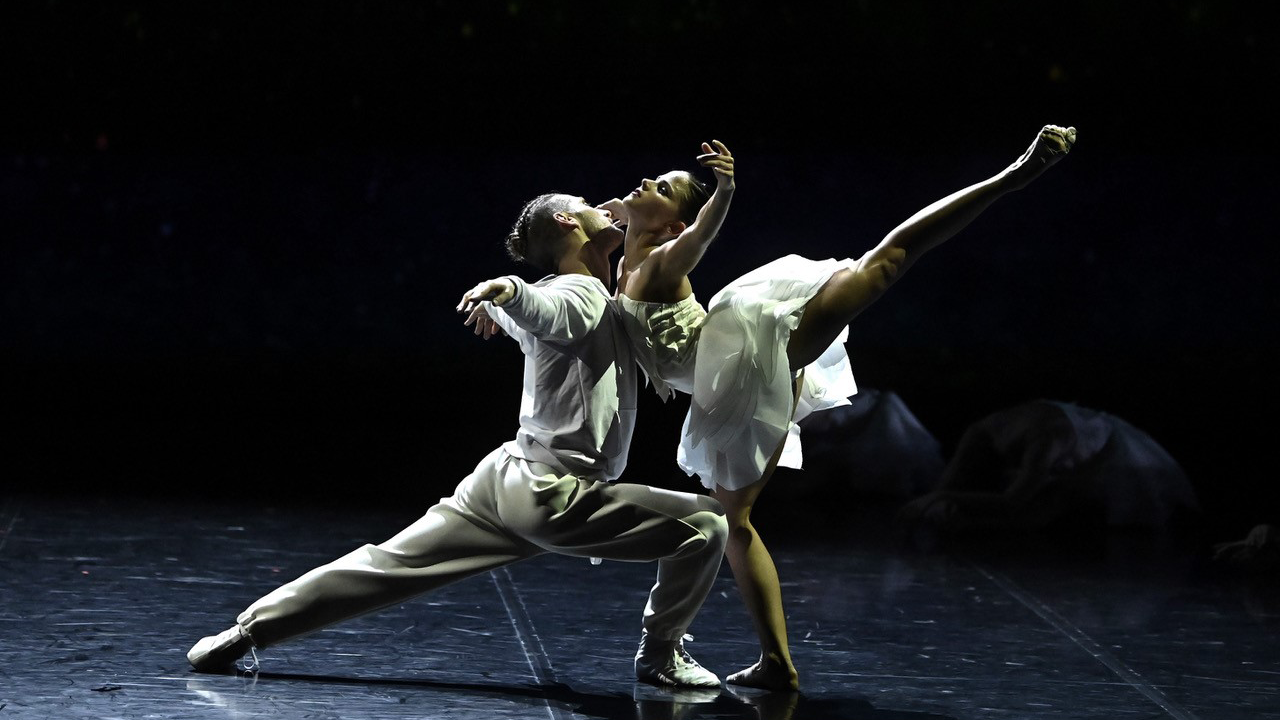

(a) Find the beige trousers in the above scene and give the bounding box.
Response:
[237,448,727,647]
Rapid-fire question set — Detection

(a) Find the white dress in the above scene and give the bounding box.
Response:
[620,254,860,491]
[616,293,705,401]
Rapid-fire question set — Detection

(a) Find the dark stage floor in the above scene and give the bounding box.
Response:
[1,495,1276,719]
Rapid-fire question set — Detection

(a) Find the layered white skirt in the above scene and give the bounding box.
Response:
[677,254,859,490]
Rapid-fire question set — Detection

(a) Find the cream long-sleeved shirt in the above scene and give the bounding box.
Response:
[486,273,637,482]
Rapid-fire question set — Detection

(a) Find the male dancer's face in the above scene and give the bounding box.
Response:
[556,198,625,276]
[564,196,624,244]
[532,195,623,284]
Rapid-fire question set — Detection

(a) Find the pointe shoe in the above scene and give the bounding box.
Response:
[187,625,252,672]
[1003,124,1078,190]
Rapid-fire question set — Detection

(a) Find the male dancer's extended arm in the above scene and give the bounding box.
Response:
[458,274,606,343]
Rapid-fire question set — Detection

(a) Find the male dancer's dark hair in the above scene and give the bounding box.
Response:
[505,193,577,271]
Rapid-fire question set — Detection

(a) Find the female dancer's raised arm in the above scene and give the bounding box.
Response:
[601,141,735,303]
[661,141,736,277]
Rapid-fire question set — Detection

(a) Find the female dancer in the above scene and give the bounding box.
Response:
[601,125,1077,690]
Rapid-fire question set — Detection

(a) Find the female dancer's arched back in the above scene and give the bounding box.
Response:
[601,126,1077,690]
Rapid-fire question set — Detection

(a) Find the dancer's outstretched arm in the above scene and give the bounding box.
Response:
[786,125,1076,370]
[458,274,606,344]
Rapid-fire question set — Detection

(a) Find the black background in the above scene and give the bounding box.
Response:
[2,2,1275,534]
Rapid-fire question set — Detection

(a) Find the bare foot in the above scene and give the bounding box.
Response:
[726,655,800,691]
[1002,125,1077,191]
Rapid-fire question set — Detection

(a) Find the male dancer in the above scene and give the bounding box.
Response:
[186,194,729,688]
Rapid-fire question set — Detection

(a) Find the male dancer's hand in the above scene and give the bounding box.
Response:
[458,278,515,339]
[464,303,505,340]
[458,278,515,312]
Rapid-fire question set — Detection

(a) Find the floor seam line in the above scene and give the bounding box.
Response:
[491,568,570,720]
[972,561,1202,720]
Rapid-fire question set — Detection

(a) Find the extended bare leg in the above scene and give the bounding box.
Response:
[786,125,1076,369]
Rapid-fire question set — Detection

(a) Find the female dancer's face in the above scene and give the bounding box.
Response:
[623,171,697,231]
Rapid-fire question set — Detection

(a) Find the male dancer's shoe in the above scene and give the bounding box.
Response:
[635,634,721,688]
[187,625,252,672]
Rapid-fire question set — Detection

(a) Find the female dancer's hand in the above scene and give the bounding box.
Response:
[697,140,734,191]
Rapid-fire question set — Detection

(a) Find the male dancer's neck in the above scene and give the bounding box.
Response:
[558,240,616,289]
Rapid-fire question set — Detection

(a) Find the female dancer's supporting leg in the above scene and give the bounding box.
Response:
[719,125,1076,690]
[711,373,805,691]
